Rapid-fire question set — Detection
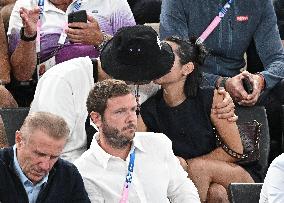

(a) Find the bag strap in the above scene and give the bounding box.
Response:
[214,120,261,160]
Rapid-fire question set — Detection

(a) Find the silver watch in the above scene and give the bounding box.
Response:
[97,33,109,52]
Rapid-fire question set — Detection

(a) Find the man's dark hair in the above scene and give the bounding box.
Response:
[165,36,208,98]
[86,79,132,115]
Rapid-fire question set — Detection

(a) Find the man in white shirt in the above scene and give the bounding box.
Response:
[259,153,284,203]
[8,0,135,81]
[7,0,135,107]
[29,56,99,162]
[74,79,201,202]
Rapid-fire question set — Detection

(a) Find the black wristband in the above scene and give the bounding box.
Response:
[20,27,37,42]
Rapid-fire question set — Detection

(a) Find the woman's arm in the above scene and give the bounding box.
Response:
[190,89,243,163]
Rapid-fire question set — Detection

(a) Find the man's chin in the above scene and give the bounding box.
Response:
[28,173,45,183]
[124,128,136,136]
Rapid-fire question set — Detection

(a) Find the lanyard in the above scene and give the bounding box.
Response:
[36,0,83,79]
[196,0,234,45]
[119,148,136,203]
[36,0,44,53]
[36,0,83,53]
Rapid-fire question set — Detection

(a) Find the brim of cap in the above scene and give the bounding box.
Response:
[100,38,174,83]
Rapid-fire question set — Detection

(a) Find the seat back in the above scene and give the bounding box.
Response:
[235,105,270,180]
[0,107,29,146]
[281,105,284,153]
[228,183,263,203]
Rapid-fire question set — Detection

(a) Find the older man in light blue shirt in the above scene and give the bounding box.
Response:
[13,146,48,203]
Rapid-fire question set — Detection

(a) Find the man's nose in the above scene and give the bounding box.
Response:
[127,110,137,122]
[39,158,50,171]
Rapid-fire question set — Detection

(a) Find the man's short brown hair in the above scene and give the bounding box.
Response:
[20,111,70,141]
[86,79,132,115]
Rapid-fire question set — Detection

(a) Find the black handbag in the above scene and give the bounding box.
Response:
[215,120,261,164]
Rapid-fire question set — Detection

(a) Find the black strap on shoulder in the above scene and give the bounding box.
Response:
[91,58,98,82]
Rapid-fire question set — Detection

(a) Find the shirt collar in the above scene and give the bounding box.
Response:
[45,0,87,12]
[90,132,146,169]
[13,145,49,187]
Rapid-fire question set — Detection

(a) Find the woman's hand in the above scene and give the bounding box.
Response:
[211,88,237,122]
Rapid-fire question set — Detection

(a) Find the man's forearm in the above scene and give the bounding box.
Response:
[10,40,37,81]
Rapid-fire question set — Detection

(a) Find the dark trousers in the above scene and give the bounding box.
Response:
[5,79,36,107]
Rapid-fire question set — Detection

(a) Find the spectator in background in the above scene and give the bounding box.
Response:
[74,79,201,202]
[7,0,135,106]
[30,56,107,162]
[0,112,90,203]
[139,37,256,202]
[160,0,284,162]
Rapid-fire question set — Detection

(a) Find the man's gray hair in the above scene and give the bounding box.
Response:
[20,111,70,140]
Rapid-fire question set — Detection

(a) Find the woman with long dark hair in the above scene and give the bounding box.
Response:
[138,37,259,202]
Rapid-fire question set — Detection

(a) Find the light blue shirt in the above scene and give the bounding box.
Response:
[13,145,48,203]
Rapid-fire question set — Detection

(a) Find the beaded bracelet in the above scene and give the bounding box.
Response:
[214,128,249,159]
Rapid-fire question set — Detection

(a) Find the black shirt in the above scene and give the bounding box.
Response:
[141,87,216,160]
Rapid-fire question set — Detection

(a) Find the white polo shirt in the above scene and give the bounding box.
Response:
[260,153,284,203]
[30,56,95,162]
[8,0,135,36]
[74,132,201,202]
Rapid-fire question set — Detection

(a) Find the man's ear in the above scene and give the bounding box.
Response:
[182,62,194,76]
[15,130,23,147]
[90,112,102,128]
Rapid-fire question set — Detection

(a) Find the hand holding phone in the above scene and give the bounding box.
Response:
[68,10,87,29]
[242,77,253,94]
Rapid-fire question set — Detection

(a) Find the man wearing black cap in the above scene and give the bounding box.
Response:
[30,25,234,163]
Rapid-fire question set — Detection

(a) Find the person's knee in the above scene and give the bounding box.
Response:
[207,183,229,203]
